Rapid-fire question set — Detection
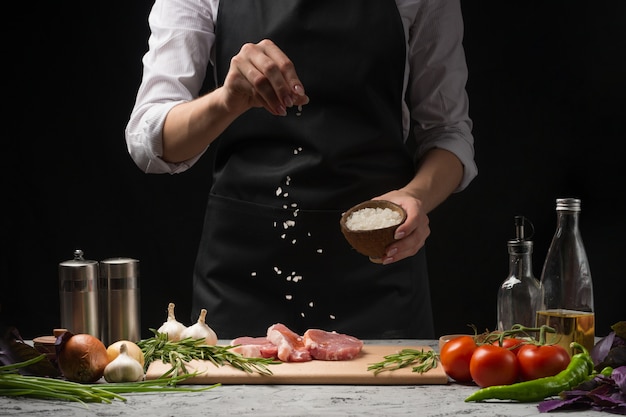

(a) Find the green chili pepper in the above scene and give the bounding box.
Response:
[600,366,613,377]
[465,342,594,403]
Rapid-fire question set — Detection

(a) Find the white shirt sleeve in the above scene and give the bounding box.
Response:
[124,0,218,174]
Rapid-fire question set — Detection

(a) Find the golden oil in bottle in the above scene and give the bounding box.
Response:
[536,309,595,354]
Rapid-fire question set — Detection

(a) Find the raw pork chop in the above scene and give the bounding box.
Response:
[229,336,278,359]
[303,329,363,360]
[266,323,312,362]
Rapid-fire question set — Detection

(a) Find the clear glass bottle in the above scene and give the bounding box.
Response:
[497,216,541,331]
[536,198,595,354]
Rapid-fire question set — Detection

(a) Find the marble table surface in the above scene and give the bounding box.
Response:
[0,339,602,417]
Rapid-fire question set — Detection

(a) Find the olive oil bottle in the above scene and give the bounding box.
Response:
[536,198,595,354]
[497,216,541,331]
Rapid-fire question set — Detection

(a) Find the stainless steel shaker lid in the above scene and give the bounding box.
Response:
[99,257,140,290]
[58,249,99,282]
[99,257,139,279]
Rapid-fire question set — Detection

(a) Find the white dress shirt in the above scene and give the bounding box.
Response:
[125,0,478,191]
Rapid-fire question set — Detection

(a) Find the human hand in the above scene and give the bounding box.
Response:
[222,39,310,116]
[372,190,430,265]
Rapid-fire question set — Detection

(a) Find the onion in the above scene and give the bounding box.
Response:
[107,340,145,367]
[56,332,110,383]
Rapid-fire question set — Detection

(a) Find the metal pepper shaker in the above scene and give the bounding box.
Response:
[99,257,141,345]
[58,250,100,337]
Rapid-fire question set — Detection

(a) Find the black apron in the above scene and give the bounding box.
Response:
[192,0,434,339]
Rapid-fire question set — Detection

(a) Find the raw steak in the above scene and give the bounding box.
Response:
[303,329,363,360]
[229,336,278,359]
[266,323,312,362]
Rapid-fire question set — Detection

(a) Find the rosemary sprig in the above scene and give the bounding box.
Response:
[0,355,218,404]
[367,348,439,375]
[137,329,280,378]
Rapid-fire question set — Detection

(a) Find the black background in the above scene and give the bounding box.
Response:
[3,1,625,340]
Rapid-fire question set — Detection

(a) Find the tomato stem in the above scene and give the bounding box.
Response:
[480,324,557,347]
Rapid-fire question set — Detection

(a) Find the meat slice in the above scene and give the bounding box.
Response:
[229,336,278,359]
[303,329,363,360]
[266,323,312,362]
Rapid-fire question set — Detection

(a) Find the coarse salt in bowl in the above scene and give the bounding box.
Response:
[340,200,407,263]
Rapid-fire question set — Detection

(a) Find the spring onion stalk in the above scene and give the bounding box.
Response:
[0,354,219,404]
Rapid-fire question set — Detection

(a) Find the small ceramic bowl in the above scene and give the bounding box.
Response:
[438,334,474,351]
[340,200,407,263]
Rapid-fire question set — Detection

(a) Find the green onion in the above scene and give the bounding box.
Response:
[0,355,218,405]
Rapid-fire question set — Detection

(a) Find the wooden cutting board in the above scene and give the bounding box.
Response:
[145,345,448,385]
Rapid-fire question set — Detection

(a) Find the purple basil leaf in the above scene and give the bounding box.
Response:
[589,392,622,406]
[0,323,60,377]
[538,397,586,413]
[614,366,626,395]
[593,332,616,366]
[602,347,626,370]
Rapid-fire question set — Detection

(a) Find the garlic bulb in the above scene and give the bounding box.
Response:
[103,343,145,383]
[157,302,187,341]
[180,308,218,345]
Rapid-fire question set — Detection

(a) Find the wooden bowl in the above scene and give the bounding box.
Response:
[340,200,407,263]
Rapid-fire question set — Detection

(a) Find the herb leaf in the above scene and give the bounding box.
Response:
[367,348,439,375]
[137,329,280,378]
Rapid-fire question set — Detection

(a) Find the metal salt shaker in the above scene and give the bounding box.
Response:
[58,250,100,337]
[99,257,141,345]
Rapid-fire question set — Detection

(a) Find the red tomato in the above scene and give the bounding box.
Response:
[516,344,570,381]
[492,337,526,355]
[439,335,477,382]
[469,345,519,388]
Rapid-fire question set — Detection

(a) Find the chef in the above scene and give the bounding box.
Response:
[125,0,477,339]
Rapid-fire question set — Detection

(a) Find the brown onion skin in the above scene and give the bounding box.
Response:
[57,333,110,383]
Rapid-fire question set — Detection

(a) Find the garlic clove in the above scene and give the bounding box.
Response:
[103,342,145,383]
[157,302,187,341]
[180,308,218,345]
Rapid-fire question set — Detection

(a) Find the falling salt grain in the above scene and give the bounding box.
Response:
[283,192,289,198]
[291,239,297,244]
[286,176,291,185]
[293,275,302,282]
[251,272,257,277]
[274,267,282,274]
[281,234,286,239]
[275,187,282,197]
[308,302,314,308]
[300,312,305,317]
[285,295,292,300]
[316,249,323,254]
[329,315,336,320]
[284,220,296,229]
